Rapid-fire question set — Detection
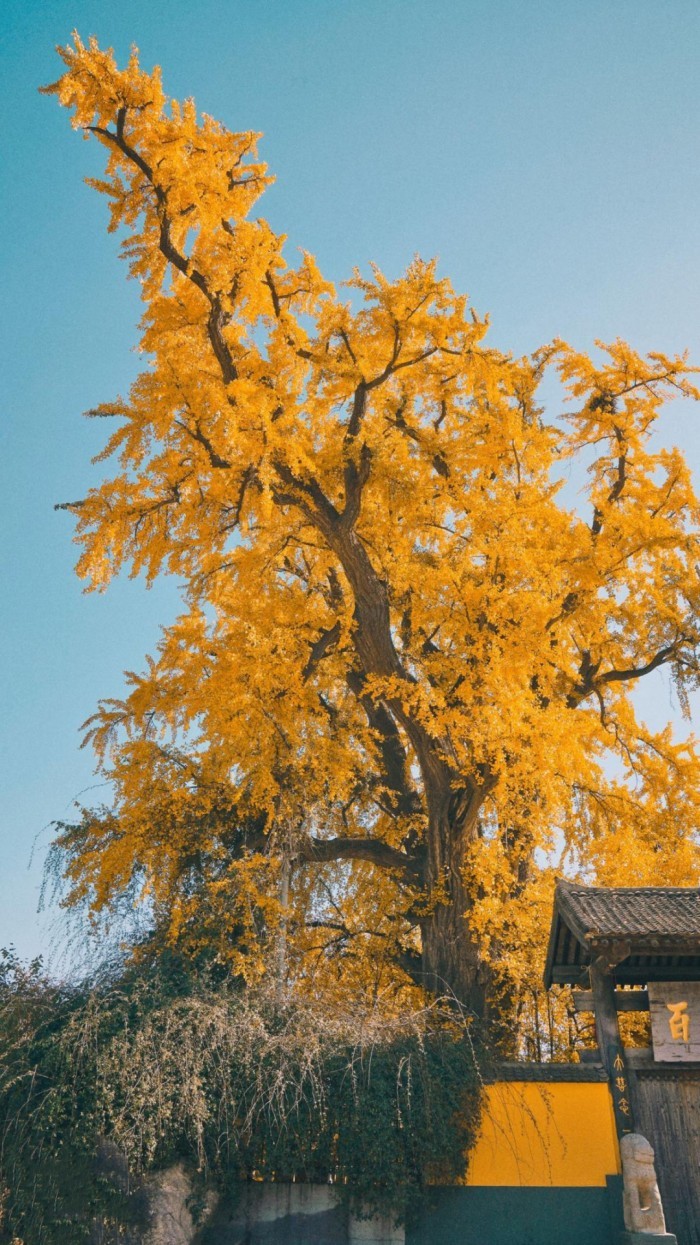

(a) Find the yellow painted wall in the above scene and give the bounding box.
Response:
[466,1081,620,1187]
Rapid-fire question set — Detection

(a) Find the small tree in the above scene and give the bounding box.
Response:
[45,36,700,1020]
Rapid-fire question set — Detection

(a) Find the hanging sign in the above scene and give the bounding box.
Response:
[648,982,700,1062]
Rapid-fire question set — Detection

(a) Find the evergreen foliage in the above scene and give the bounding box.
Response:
[0,950,484,1242]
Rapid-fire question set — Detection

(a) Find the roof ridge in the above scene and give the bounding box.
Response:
[557,880,700,894]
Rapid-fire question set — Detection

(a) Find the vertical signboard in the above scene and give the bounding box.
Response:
[649,982,700,1062]
[607,1045,634,1134]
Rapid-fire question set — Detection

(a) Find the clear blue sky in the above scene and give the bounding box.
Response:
[2,0,700,966]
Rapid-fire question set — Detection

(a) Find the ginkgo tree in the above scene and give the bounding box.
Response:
[45,35,700,1021]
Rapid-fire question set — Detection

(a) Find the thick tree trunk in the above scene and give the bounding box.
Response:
[419,803,490,1019]
[421,895,488,1017]
[297,494,497,1019]
[421,893,524,1046]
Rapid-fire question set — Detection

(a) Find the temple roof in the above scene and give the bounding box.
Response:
[544,880,700,988]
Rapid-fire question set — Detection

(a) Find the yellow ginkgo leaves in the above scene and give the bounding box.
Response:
[47,36,700,1027]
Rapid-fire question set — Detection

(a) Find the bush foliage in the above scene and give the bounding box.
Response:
[0,950,484,1243]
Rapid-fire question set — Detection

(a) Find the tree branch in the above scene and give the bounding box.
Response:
[346,668,422,822]
[387,402,450,477]
[340,443,372,530]
[87,108,238,386]
[597,644,680,686]
[302,621,342,682]
[569,640,685,706]
[345,381,368,441]
[591,424,627,537]
[174,418,232,470]
[271,460,340,530]
[222,463,258,531]
[263,271,314,361]
[299,835,421,881]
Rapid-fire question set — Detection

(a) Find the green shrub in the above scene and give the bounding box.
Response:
[0,950,485,1242]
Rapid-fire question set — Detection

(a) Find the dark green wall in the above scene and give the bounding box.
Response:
[407,1178,624,1245]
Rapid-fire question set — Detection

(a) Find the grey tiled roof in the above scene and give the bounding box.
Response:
[544,879,700,987]
[557,880,700,942]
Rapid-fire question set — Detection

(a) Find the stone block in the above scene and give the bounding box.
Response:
[348,1208,404,1243]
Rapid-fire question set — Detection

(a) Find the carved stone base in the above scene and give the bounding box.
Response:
[620,1232,678,1244]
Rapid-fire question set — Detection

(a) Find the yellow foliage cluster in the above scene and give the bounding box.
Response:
[46,36,700,1022]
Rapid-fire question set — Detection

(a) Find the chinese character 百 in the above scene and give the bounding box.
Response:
[667,1000,690,1043]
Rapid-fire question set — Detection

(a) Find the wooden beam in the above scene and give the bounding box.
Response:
[590,962,636,1137]
[572,988,649,1014]
[550,968,589,984]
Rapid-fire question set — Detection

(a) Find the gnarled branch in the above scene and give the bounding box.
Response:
[299,835,421,882]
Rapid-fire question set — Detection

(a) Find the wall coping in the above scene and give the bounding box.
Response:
[493,1061,608,1082]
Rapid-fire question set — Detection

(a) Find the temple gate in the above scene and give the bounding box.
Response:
[545,880,700,1245]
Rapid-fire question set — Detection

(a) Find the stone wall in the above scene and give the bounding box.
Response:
[143,1168,623,1245]
[144,1170,403,1245]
